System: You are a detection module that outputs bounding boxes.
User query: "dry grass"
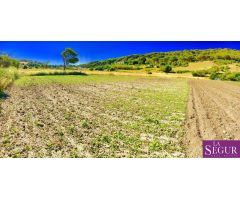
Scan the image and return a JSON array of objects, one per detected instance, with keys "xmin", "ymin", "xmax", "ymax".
[
  {"xmin": 174, "ymin": 61, "xmax": 240, "ymax": 73},
  {"xmin": 18, "ymin": 68, "xmax": 82, "ymax": 76},
  {"xmin": 228, "ymin": 63, "xmax": 240, "ymax": 72},
  {"xmin": 82, "ymin": 69, "xmax": 194, "ymax": 78}
]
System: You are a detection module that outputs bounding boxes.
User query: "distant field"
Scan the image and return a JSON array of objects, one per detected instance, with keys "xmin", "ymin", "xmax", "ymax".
[
  {"xmin": 18, "ymin": 61, "xmax": 240, "ymax": 79},
  {"xmin": 18, "ymin": 68, "xmax": 81, "ymax": 76},
  {"xmin": 1, "ymin": 75, "xmax": 188, "ymax": 158},
  {"xmin": 82, "ymin": 69, "xmax": 194, "ymax": 78},
  {"xmin": 18, "ymin": 67, "xmax": 195, "ymax": 79},
  {"xmin": 174, "ymin": 61, "xmax": 240, "ymax": 73}
]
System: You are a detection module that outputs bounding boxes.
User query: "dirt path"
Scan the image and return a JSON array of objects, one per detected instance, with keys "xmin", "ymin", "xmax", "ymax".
[{"xmin": 185, "ymin": 79, "xmax": 240, "ymax": 157}]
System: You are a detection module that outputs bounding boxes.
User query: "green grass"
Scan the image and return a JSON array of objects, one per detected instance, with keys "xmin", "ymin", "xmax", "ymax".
[
  {"xmin": 30, "ymin": 71, "xmax": 86, "ymax": 76},
  {"xmin": 88, "ymin": 77, "xmax": 189, "ymax": 157},
  {"xmin": 15, "ymin": 74, "xmax": 139, "ymax": 86}
]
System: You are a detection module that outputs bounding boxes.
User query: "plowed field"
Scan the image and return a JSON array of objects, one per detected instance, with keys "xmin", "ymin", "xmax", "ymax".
[{"xmin": 185, "ymin": 80, "xmax": 240, "ymax": 157}]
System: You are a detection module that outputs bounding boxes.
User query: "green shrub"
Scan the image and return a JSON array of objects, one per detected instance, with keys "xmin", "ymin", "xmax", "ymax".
[
  {"xmin": 94, "ymin": 65, "xmax": 116, "ymax": 71},
  {"xmin": 94, "ymin": 66, "xmax": 105, "ymax": 71},
  {"xmin": 134, "ymin": 67, "xmax": 142, "ymax": 70},
  {"xmin": 146, "ymin": 65, "xmax": 154, "ymax": 68},
  {"xmin": 224, "ymin": 72, "xmax": 240, "ymax": 81},
  {"xmin": 174, "ymin": 69, "xmax": 190, "ymax": 74},
  {"xmin": 32, "ymin": 72, "xmax": 48, "ymax": 76},
  {"xmin": 161, "ymin": 65, "xmax": 172, "ymax": 73},
  {"xmin": 107, "ymin": 67, "xmax": 115, "ymax": 71},
  {"xmin": 209, "ymin": 71, "xmax": 240, "ymax": 81},
  {"xmin": 209, "ymin": 71, "xmax": 220, "ymax": 80},
  {"xmin": 192, "ymin": 70, "xmax": 208, "ymax": 77},
  {"xmin": 114, "ymin": 65, "xmax": 142, "ymax": 70},
  {"xmin": 146, "ymin": 70, "xmax": 152, "ymax": 74}
]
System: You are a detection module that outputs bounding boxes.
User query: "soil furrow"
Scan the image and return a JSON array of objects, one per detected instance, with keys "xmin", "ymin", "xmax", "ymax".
[{"xmin": 185, "ymin": 79, "xmax": 240, "ymax": 157}]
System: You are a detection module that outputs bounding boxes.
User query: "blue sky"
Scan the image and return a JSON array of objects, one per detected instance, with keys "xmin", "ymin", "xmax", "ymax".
[{"xmin": 1, "ymin": 41, "xmax": 240, "ymax": 64}]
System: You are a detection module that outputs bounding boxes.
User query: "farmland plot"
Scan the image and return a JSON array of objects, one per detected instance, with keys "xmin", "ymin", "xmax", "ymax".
[
  {"xmin": 0, "ymin": 75, "xmax": 188, "ymax": 158},
  {"xmin": 185, "ymin": 79, "xmax": 240, "ymax": 157}
]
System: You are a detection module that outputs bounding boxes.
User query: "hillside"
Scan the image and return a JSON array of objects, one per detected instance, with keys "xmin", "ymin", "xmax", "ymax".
[{"xmin": 79, "ymin": 48, "xmax": 240, "ymax": 72}]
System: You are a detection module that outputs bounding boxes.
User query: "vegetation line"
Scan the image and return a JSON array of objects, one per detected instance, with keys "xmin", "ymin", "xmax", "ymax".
[
  {"xmin": 30, "ymin": 71, "xmax": 86, "ymax": 76},
  {"xmin": 0, "ymin": 68, "xmax": 19, "ymax": 93}
]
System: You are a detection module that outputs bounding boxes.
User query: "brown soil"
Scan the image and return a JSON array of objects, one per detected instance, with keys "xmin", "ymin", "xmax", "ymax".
[
  {"xmin": 184, "ymin": 79, "xmax": 240, "ymax": 157},
  {"xmin": 0, "ymin": 83, "xmax": 132, "ymax": 157},
  {"xmin": 0, "ymin": 78, "xmax": 186, "ymax": 158}
]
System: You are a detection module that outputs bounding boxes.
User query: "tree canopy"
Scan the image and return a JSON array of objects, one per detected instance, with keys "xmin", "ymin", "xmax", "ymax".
[{"xmin": 61, "ymin": 48, "xmax": 79, "ymax": 70}]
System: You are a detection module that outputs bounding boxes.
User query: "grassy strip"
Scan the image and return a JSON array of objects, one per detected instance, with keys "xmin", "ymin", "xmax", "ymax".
[
  {"xmin": 30, "ymin": 71, "xmax": 86, "ymax": 76},
  {"xmin": 15, "ymin": 74, "xmax": 139, "ymax": 86},
  {"xmin": 0, "ymin": 67, "xmax": 19, "ymax": 93}
]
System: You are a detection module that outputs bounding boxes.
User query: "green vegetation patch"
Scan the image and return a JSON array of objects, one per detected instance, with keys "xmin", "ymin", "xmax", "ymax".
[
  {"xmin": 0, "ymin": 67, "xmax": 19, "ymax": 92},
  {"xmin": 15, "ymin": 74, "xmax": 139, "ymax": 86},
  {"xmin": 88, "ymin": 78, "xmax": 188, "ymax": 157},
  {"xmin": 30, "ymin": 71, "xmax": 86, "ymax": 76}
]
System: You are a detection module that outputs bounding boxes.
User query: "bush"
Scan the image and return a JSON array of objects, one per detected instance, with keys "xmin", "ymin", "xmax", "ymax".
[
  {"xmin": 224, "ymin": 72, "xmax": 240, "ymax": 81},
  {"xmin": 146, "ymin": 70, "xmax": 152, "ymax": 74},
  {"xmin": 113, "ymin": 65, "xmax": 142, "ymax": 70},
  {"xmin": 94, "ymin": 66, "xmax": 105, "ymax": 71},
  {"xmin": 209, "ymin": 71, "xmax": 240, "ymax": 81},
  {"xmin": 192, "ymin": 70, "xmax": 208, "ymax": 77},
  {"xmin": 94, "ymin": 65, "xmax": 116, "ymax": 71},
  {"xmin": 134, "ymin": 66, "xmax": 142, "ymax": 70},
  {"xmin": 174, "ymin": 69, "xmax": 190, "ymax": 74},
  {"xmin": 146, "ymin": 65, "xmax": 154, "ymax": 68},
  {"xmin": 161, "ymin": 65, "xmax": 172, "ymax": 73},
  {"xmin": 209, "ymin": 71, "xmax": 220, "ymax": 80},
  {"xmin": 107, "ymin": 67, "xmax": 115, "ymax": 71}
]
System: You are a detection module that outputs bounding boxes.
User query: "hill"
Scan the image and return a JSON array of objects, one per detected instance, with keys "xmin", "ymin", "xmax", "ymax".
[{"xmin": 79, "ymin": 48, "xmax": 240, "ymax": 72}]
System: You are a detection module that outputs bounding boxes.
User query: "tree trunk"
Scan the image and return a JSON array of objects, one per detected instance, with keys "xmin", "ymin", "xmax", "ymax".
[
  {"xmin": 62, "ymin": 57, "xmax": 66, "ymax": 71},
  {"xmin": 63, "ymin": 60, "xmax": 66, "ymax": 71}
]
